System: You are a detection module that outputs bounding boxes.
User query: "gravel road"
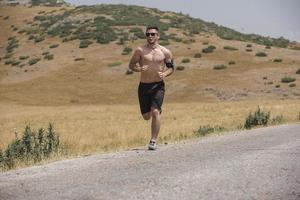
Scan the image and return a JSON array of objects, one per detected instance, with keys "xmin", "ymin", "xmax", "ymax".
[{"xmin": 0, "ymin": 124, "xmax": 299, "ymax": 200}]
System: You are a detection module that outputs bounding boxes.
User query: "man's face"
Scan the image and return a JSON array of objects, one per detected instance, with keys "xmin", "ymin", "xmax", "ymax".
[{"xmin": 146, "ymin": 29, "xmax": 159, "ymax": 44}]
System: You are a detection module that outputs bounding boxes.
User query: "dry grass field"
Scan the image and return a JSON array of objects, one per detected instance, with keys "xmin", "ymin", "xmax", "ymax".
[{"xmin": 0, "ymin": 5, "xmax": 300, "ymax": 160}]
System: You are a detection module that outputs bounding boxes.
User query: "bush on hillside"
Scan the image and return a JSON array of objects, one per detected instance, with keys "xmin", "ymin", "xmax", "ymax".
[
  {"xmin": 296, "ymin": 68, "xmax": 300, "ymax": 74},
  {"xmin": 228, "ymin": 61, "xmax": 236, "ymax": 65},
  {"xmin": 213, "ymin": 64, "xmax": 227, "ymax": 70},
  {"xmin": 273, "ymin": 58, "xmax": 282, "ymax": 62},
  {"xmin": 244, "ymin": 106, "xmax": 270, "ymax": 129},
  {"xmin": 28, "ymin": 58, "xmax": 41, "ymax": 65},
  {"xmin": 122, "ymin": 47, "xmax": 132, "ymax": 55},
  {"xmin": 181, "ymin": 58, "xmax": 190, "ymax": 63},
  {"xmin": 176, "ymin": 66, "xmax": 185, "ymax": 71},
  {"xmin": 194, "ymin": 53, "xmax": 202, "ymax": 58},
  {"xmin": 19, "ymin": 55, "xmax": 29, "ymax": 60},
  {"xmin": 202, "ymin": 45, "xmax": 216, "ymax": 53},
  {"xmin": 281, "ymin": 76, "xmax": 296, "ymax": 83},
  {"xmin": 223, "ymin": 46, "xmax": 238, "ymax": 51},
  {"xmin": 255, "ymin": 52, "xmax": 268, "ymax": 57},
  {"xmin": 79, "ymin": 40, "xmax": 93, "ymax": 48},
  {"xmin": 49, "ymin": 44, "xmax": 59, "ymax": 48}
]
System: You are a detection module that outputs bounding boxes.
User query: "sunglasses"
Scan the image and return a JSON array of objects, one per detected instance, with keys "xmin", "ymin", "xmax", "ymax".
[{"xmin": 146, "ymin": 32, "xmax": 157, "ymax": 37}]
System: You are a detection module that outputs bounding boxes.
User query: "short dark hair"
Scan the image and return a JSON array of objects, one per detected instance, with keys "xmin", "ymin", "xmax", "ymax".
[{"xmin": 146, "ymin": 26, "xmax": 159, "ymax": 32}]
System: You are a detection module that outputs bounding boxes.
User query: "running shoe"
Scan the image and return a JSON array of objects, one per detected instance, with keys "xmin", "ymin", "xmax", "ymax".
[{"xmin": 148, "ymin": 140, "xmax": 157, "ymax": 150}]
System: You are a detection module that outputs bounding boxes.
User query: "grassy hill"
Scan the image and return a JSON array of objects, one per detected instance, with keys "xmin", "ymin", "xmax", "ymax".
[{"xmin": 0, "ymin": 4, "xmax": 299, "ymax": 168}]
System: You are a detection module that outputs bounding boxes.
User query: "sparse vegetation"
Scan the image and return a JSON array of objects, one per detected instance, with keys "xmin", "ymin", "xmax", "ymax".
[
  {"xmin": 44, "ymin": 54, "xmax": 54, "ymax": 60},
  {"xmin": 49, "ymin": 44, "xmax": 59, "ymax": 48},
  {"xmin": 74, "ymin": 58, "xmax": 85, "ymax": 61},
  {"xmin": 107, "ymin": 62, "xmax": 122, "ymax": 67},
  {"xmin": 246, "ymin": 44, "xmax": 252, "ymax": 47},
  {"xmin": 281, "ymin": 76, "xmax": 296, "ymax": 83},
  {"xmin": 79, "ymin": 40, "xmax": 93, "ymax": 48},
  {"xmin": 194, "ymin": 125, "xmax": 226, "ymax": 137},
  {"xmin": 125, "ymin": 69, "xmax": 134, "ymax": 75},
  {"xmin": 228, "ymin": 61, "xmax": 236, "ymax": 65},
  {"xmin": 246, "ymin": 49, "xmax": 252, "ymax": 52},
  {"xmin": 19, "ymin": 55, "xmax": 29, "ymax": 60},
  {"xmin": 213, "ymin": 64, "xmax": 227, "ymax": 70},
  {"xmin": 0, "ymin": 124, "xmax": 60, "ymax": 171},
  {"xmin": 122, "ymin": 47, "xmax": 132, "ymax": 55},
  {"xmin": 194, "ymin": 53, "xmax": 202, "ymax": 58},
  {"xmin": 202, "ymin": 45, "xmax": 216, "ymax": 53},
  {"xmin": 271, "ymin": 115, "xmax": 284, "ymax": 125},
  {"xmin": 244, "ymin": 106, "xmax": 270, "ymax": 129},
  {"xmin": 181, "ymin": 58, "xmax": 190, "ymax": 63},
  {"xmin": 273, "ymin": 58, "xmax": 282, "ymax": 62},
  {"xmin": 28, "ymin": 58, "xmax": 41, "ymax": 65},
  {"xmin": 289, "ymin": 83, "xmax": 296, "ymax": 87},
  {"xmin": 255, "ymin": 52, "xmax": 268, "ymax": 57},
  {"xmin": 176, "ymin": 66, "xmax": 185, "ymax": 71},
  {"xmin": 224, "ymin": 46, "xmax": 238, "ymax": 51}
]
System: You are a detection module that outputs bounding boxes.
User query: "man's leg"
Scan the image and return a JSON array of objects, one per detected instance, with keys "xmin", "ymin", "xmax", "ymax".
[
  {"xmin": 150, "ymin": 107, "xmax": 161, "ymax": 141},
  {"xmin": 142, "ymin": 112, "xmax": 151, "ymax": 120}
]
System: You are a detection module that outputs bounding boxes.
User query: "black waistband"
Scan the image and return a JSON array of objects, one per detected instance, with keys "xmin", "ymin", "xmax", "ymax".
[{"xmin": 139, "ymin": 81, "xmax": 164, "ymax": 86}]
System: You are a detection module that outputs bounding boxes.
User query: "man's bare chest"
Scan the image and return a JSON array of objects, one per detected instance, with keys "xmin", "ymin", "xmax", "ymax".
[{"xmin": 141, "ymin": 50, "xmax": 165, "ymax": 63}]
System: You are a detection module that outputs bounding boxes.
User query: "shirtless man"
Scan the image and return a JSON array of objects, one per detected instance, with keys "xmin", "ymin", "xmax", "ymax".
[{"xmin": 128, "ymin": 26, "xmax": 174, "ymax": 150}]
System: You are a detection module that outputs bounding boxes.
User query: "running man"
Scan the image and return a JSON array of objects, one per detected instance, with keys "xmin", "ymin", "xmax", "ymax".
[{"xmin": 128, "ymin": 26, "xmax": 174, "ymax": 150}]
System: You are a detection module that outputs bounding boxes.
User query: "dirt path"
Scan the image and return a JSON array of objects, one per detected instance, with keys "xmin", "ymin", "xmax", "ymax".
[{"xmin": 0, "ymin": 124, "xmax": 299, "ymax": 200}]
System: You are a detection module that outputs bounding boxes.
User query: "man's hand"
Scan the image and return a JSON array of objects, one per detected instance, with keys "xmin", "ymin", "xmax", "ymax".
[
  {"xmin": 141, "ymin": 65, "xmax": 149, "ymax": 72},
  {"xmin": 158, "ymin": 71, "xmax": 166, "ymax": 79}
]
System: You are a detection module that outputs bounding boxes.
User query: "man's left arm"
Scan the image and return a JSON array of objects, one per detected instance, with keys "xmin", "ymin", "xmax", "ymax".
[{"xmin": 163, "ymin": 49, "xmax": 174, "ymax": 77}]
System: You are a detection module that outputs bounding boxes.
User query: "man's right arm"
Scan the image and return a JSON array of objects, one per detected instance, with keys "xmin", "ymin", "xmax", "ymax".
[{"xmin": 129, "ymin": 48, "xmax": 142, "ymax": 72}]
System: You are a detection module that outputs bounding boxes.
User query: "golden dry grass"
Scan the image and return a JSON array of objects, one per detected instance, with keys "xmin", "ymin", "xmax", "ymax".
[{"xmin": 1, "ymin": 100, "xmax": 299, "ymax": 155}]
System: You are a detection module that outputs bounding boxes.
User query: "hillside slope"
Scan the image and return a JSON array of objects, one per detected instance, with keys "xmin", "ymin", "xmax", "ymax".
[{"xmin": 0, "ymin": 4, "xmax": 299, "ymax": 106}]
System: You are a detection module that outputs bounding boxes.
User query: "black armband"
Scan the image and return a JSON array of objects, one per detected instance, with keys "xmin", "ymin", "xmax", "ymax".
[{"xmin": 166, "ymin": 60, "xmax": 174, "ymax": 69}]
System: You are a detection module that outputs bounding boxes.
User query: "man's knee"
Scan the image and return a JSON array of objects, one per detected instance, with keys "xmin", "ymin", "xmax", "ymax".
[
  {"xmin": 142, "ymin": 112, "xmax": 151, "ymax": 120},
  {"xmin": 151, "ymin": 108, "xmax": 160, "ymax": 118}
]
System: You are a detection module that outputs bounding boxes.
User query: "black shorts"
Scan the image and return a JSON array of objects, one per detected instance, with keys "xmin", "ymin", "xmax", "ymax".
[{"xmin": 138, "ymin": 81, "xmax": 165, "ymax": 114}]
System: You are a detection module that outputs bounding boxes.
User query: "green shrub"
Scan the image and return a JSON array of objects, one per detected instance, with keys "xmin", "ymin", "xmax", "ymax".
[
  {"xmin": 202, "ymin": 42, "xmax": 209, "ymax": 45},
  {"xmin": 228, "ymin": 61, "xmax": 235, "ymax": 65},
  {"xmin": 159, "ymin": 40, "xmax": 170, "ymax": 46},
  {"xmin": 28, "ymin": 58, "xmax": 41, "ymax": 65},
  {"xmin": 244, "ymin": 106, "xmax": 270, "ymax": 129},
  {"xmin": 11, "ymin": 61, "xmax": 20, "ymax": 66},
  {"xmin": 34, "ymin": 35, "xmax": 45, "ymax": 43},
  {"xmin": 273, "ymin": 58, "xmax": 282, "ymax": 62},
  {"xmin": 44, "ymin": 54, "xmax": 54, "ymax": 60},
  {"xmin": 125, "ymin": 69, "xmax": 134, "ymax": 75},
  {"xmin": 194, "ymin": 53, "xmax": 202, "ymax": 58},
  {"xmin": 107, "ymin": 62, "xmax": 122, "ymax": 67},
  {"xmin": 281, "ymin": 76, "xmax": 296, "ymax": 83},
  {"xmin": 176, "ymin": 66, "xmax": 185, "ymax": 71},
  {"xmin": 289, "ymin": 83, "xmax": 296, "ymax": 87},
  {"xmin": 5, "ymin": 59, "xmax": 14, "ymax": 65},
  {"xmin": 122, "ymin": 47, "xmax": 132, "ymax": 55},
  {"xmin": 213, "ymin": 64, "xmax": 227, "ymax": 70},
  {"xmin": 275, "ymin": 84, "xmax": 280, "ymax": 88},
  {"xmin": 79, "ymin": 40, "xmax": 93, "ymax": 48},
  {"xmin": 296, "ymin": 68, "xmax": 300, "ymax": 74},
  {"xmin": 19, "ymin": 55, "xmax": 29, "ymax": 60},
  {"xmin": 74, "ymin": 58, "xmax": 85, "ymax": 61},
  {"xmin": 246, "ymin": 44, "xmax": 252, "ymax": 47},
  {"xmin": 255, "ymin": 52, "xmax": 268, "ymax": 57},
  {"xmin": 0, "ymin": 123, "xmax": 60, "ymax": 170},
  {"xmin": 202, "ymin": 45, "xmax": 216, "ymax": 53},
  {"xmin": 195, "ymin": 125, "xmax": 226, "ymax": 137},
  {"xmin": 42, "ymin": 51, "xmax": 50, "ymax": 55},
  {"xmin": 49, "ymin": 44, "xmax": 59, "ymax": 48},
  {"xmin": 181, "ymin": 58, "xmax": 190, "ymax": 63},
  {"xmin": 224, "ymin": 46, "xmax": 238, "ymax": 51},
  {"xmin": 271, "ymin": 115, "xmax": 284, "ymax": 125}
]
